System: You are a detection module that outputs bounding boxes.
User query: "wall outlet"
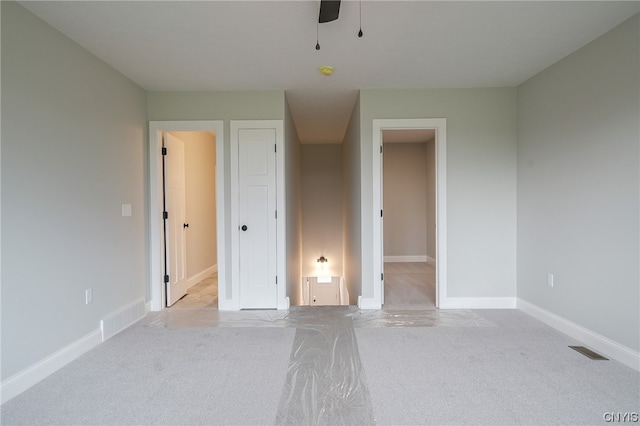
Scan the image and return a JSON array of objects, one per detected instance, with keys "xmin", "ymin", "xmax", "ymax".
[
  {"xmin": 547, "ymin": 273, "xmax": 554, "ymax": 288},
  {"xmin": 85, "ymin": 288, "xmax": 93, "ymax": 305}
]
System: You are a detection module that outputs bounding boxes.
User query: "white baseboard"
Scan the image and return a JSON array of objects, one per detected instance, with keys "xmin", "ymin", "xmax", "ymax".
[
  {"xmin": 1, "ymin": 329, "xmax": 102, "ymax": 404},
  {"xmin": 100, "ymin": 298, "xmax": 146, "ymax": 342},
  {"xmin": 439, "ymin": 297, "xmax": 517, "ymax": 309},
  {"xmin": 278, "ymin": 297, "xmax": 291, "ymax": 310},
  {"xmin": 517, "ymin": 298, "xmax": 639, "ymax": 371},
  {"xmin": 384, "ymin": 255, "xmax": 427, "ymax": 263},
  {"xmin": 186, "ymin": 264, "xmax": 218, "ymax": 289},
  {"xmin": 358, "ymin": 296, "xmax": 382, "ymax": 310},
  {"xmin": 1, "ymin": 298, "xmax": 150, "ymax": 404},
  {"xmin": 218, "ymin": 297, "xmax": 240, "ymax": 311}
]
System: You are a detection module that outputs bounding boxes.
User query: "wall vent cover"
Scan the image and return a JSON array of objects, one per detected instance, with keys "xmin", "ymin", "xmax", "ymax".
[{"xmin": 569, "ymin": 346, "xmax": 609, "ymax": 360}]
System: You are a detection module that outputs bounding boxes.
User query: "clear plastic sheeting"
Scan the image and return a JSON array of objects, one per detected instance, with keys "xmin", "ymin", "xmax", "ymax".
[
  {"xmin": 275, "ymin": 308, "xmax": 375, "ymax": 426},
  {"xmin": 143, "ymin": 306, "xmax": 494, "ymax": 425},
  {"xmin": 144, "ymin": 306, "xmax": 493, "ymax": 329},
  {"xmin": 350, "ymin": 308, "xmax": 494, "ymax": 328},
  {"xmin": 145, "ymin": 308, "xmax": 293, "ymax": 328}
]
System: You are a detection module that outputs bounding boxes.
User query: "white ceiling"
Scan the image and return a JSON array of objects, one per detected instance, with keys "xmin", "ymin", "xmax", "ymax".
[{"xmin": 20, "ymin": 1, "xmax": 640, "ymax": 144}]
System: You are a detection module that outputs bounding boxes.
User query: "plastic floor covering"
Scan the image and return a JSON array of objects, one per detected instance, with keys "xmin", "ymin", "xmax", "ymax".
[{"xmin": 144, "ymin": 306, "xmax": 493, "ymax": 425}]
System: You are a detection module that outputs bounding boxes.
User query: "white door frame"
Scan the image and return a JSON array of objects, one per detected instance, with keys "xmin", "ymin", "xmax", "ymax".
[
  {"xmin": 230, "ymin": 120, "xmax": 288, "ymax": 310},
  {"xmin": 372, "ymin": 118, "xmax": 447, "ymax": 308},
  {"xmin": 148, "ymin": 121, "xmax": 225, "ymax": 311}
]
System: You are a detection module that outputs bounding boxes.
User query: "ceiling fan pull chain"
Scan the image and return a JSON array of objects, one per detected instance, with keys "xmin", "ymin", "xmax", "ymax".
[
  {"xmin": 316, "ymin": 0, "xmax": 321, "ymax": 50},
  {"xmin": 358, "ymin": 0, "xmax": 363, "ymax": 38}
]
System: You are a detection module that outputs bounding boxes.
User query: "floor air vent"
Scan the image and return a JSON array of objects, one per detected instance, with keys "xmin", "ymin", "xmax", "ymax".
[{"xmin": 569, "ymin": 346, "xmax": 609, "ymax": 360}]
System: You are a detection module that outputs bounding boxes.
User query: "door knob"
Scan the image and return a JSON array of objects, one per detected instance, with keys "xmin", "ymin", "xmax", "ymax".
[
  {"xmin": 241, "ymin": 225, "xmax": 248, "ymax": 231},
  {"xmin": 183, "ymin": 223, "xmax": 189, "ymax": 228}
]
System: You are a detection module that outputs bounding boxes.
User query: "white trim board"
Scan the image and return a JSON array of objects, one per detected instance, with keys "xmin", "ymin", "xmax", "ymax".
[
  {"xmin": 518, "ymin": 298, "xmax": 640, "ymax": 371},
  {"xmin": 438, "ymin": 297, "xmax": 517, "ymax": 309},
  {"xmin": 1, "ymin": 329, "xmax": 102, "ymax": 404}
]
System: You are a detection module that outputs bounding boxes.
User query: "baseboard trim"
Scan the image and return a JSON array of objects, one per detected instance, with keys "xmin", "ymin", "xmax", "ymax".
[
  {"xmin": 278, "ymin": 297, "xmax": 291, "ymax": 310},
  {"xmin": 358, "ymin": 296, "xmax": 382, "ymax": 310},
  {"xmin": 517, "ymin": 298, "xmax": 639, "ymax": 371},
  {"xmin": 1, "ymin": 329, "xmax": 102, "ymax": 404},
  {"xmin": 186, "ymin": 264, "xmax": 218, "ymax": 290},
  {"xmin": 384, "ymin": 255, "xmax": 427, "ymax": 263},
  {"xmin": 439, "ymin": 297, "xmax": 517, "ymax": 309}
]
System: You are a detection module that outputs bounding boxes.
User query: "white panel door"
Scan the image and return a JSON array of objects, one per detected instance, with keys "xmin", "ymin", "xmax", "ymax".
[
  {"xmin": 238, "ymin": 128, "xmax": 277, "ymax": 308},
  {"xmin": 165, "ymin": 133, "xmax": 188, "ymax": 306}
]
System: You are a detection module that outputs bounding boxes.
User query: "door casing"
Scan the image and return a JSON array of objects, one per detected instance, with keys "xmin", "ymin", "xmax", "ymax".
[{"xmin": 368, "ymin": 118, "xmax": 448, "ymax": 309}]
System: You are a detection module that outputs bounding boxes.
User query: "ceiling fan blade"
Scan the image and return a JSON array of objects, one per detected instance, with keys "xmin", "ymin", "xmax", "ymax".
[{"xmin": 319, "ymin": 0, "xmax": 341, "ymax": 23}]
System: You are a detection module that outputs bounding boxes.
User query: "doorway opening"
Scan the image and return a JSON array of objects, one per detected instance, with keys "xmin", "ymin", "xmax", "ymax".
[
  {"xmin": 372, "ymin": 119, "xmax": 447, "ymax": 309},
  {"xmin": 149, "ymin": 121, "xmax": 225, "ymax": 311},
  {"xmin": 164, "ymin": 131, "xmax": 218, "ymax": 308},
  {"xmin": 382, "ymin": 131, "xmax": 436, "ymax": 309}
]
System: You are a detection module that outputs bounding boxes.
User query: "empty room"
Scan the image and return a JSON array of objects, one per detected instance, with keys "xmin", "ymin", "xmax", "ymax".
[{"xmin": 2, "ymin": 1, "xmax": 639, "ymax": 424}]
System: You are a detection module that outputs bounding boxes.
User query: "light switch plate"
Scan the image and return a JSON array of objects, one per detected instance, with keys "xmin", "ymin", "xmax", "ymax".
[{"xmin": 121, "ymin": 204, "xmax": 132, "ymax": 217}]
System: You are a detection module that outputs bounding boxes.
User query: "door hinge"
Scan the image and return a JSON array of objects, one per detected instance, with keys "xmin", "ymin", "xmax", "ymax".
[
  {"xmin": 164, "ymin": 274, "xmax": 170, "ymax": 283},
  {"xmin": 381, "ymin": 273, "xmax": 384, "ymax": 281},
  {"xmin": 380, "ymin": 145, "xmax": 383, "ymax": 154},
  {"xmin": 276, "ymin": 276, "xmax": 278, "ymax": 285},
  {"xmin": 163, "ymin": 211, "xmax": 168, "ymax": 219},
  {"xmin": 381, "ymin": 209, "xmax": 383, "ymax": 217},
  {"xmin": 275, "ymin": 144, "xmax": 277, "ymax": 153},
  {"xmin": 162, "ymin": 147, "xmax": 167, "ymax": 155},
  {"xmin": 275, "ymin": 210, "xmax": 277, "ymax": 219}
]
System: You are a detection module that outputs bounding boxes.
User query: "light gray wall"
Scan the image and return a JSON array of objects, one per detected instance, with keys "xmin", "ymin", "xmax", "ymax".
[
  {"xmin": 284, "ymin": 97, "xmax": 302, "ymax": 306},
  {"xmin": 360, "ymin": 88, "xmax": 518, "ymax": 299},
  {"xmin": 147, "ymin": 91, "xmax": 285, "ymax": 303},
  {"xmin": 342, "ymin": 95, "xmax": 362, "ymax": 305},
  {"xmin": 169, "ymin": 131, "xmax": 217, "ymax": 280},
  {"xmin": 1, "ymin": 2, "xmax": 147, "ymax": 379},
  {"xmin": 383, "ymin": 143, "xmax": 428, "ymax": 257},
  {"xmin": 426, "ymin": 139, "xmax": 437, "ymax": 259},
  {"xmin": 301, "ymin": 144, "xmax": 344, "ymax": 278},
  {"xmin": 517, "ymin": 14, "xmax": 639, "ymax": 351}
]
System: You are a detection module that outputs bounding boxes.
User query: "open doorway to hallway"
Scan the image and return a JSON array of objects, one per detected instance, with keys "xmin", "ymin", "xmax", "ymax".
[
  {"xmin": 382, "ymin": 130, "xmax": 436, "ymax": 310},
  {"xmin": 164, "ymin": 131, "xmax": 218, "ymax": 309},
  {"xmin": 149, "ymin": 121, "xmax": 225, "ymax": 312},
  {"xmin": 371, "ymin": 118, "xmax": 447, "ymax": 310}
]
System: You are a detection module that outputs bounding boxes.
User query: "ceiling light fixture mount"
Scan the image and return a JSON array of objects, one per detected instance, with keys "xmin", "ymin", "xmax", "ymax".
[{"xmin": 319, "ymin": 66, "xmax": 334, "ymax": 76}]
